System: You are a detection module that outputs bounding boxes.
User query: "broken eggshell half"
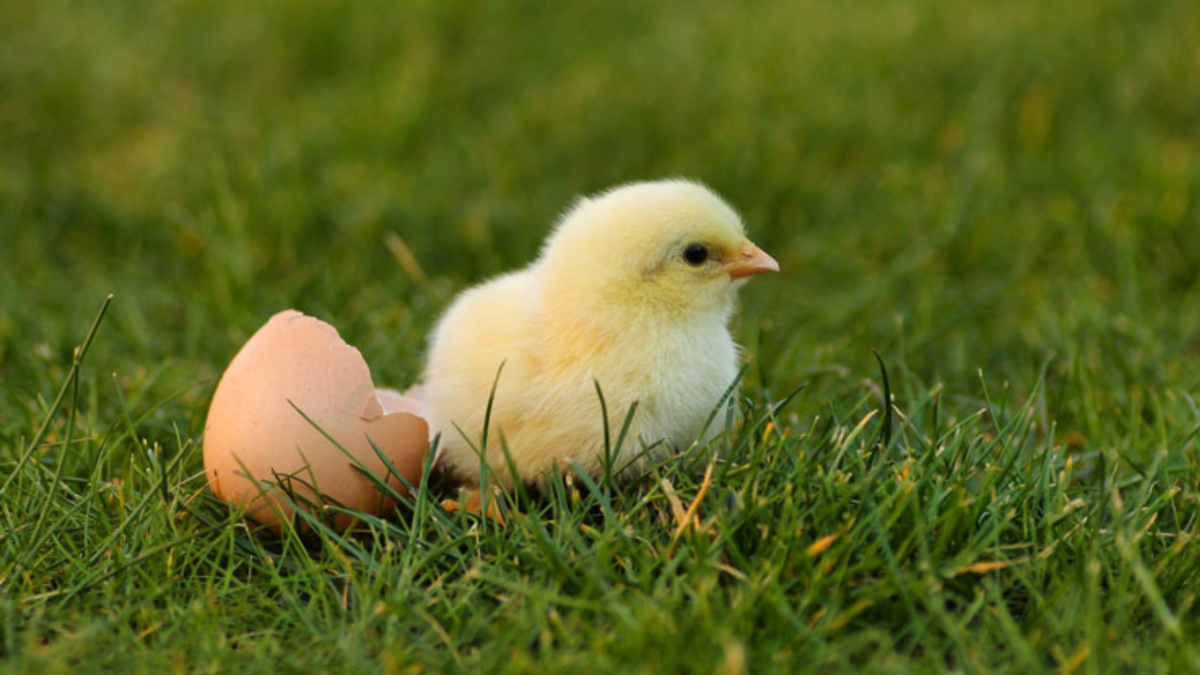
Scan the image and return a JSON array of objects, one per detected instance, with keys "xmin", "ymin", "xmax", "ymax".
[{"xmin": 203, "ymin": 310, "xmax": 433, "ymax": 531}]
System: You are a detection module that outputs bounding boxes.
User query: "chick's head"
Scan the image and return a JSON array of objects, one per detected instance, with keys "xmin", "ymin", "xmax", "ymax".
[{"xmin": 539, "ymin": 180, "xmax": 778, "ymax": 323}]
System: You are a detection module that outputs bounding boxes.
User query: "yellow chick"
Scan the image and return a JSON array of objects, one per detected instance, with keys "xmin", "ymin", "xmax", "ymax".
[{"xmin": 423, "ymin": 179, "xmax": 778, "ymax": 487}]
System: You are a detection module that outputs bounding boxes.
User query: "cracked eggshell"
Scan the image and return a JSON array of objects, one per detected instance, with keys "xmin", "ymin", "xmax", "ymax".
[{"xmin": 204, "ymin": 310, "xmax": 431, "ymax": 531}]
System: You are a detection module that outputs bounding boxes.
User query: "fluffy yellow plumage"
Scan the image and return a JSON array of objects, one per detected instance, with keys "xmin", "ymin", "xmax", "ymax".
[{"xmin": 423, "ymin": 179, "xmax": 778, "ymax": 487}]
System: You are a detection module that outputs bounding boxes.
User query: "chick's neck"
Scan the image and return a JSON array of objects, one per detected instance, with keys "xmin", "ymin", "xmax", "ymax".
[{"xmin": 537, "ymin": 266, "xmax": 734, "ymax": 357}]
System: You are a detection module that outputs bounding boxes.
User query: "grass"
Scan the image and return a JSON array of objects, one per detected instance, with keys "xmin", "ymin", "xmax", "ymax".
[{"xmin": 3, "ymin": 0, "xmax": 1200, "ymax": 671}]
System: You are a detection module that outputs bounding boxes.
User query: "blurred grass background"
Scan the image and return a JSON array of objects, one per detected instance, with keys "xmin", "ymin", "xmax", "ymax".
[
  {"xmin": 4, "ymin": 0, "xmax": 1197, "ymax": 396},
  {"xmin": 2, "ymin": 0, "xmax": 1200, "ymax": 671}
]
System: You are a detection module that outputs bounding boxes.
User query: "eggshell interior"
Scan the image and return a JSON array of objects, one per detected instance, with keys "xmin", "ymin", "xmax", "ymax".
[{"xmin": 204, "ymin": 310, "xmax": 431, "ymax": 531}]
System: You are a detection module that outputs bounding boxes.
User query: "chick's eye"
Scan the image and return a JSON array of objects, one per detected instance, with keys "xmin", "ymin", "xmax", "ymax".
[{"xmin": 683, "ymin": 243, "xmax": 709, "ymax": 266}]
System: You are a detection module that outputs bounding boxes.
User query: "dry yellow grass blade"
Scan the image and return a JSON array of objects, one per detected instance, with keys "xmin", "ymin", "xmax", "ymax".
[{"xmin": 806, "ymin": 534, "xmax": 839, "ymax": 558}]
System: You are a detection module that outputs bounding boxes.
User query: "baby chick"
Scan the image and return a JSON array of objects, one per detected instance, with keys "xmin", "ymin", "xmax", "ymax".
[{"xmin": 423, "ymin": 179, "xmax": 778, "ymax": 487}]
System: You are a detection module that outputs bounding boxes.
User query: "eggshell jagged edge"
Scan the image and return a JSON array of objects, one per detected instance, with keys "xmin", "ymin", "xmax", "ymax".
[{"xmin": 203, "ymin": 310, "xmax": 436, "ymax": 531}]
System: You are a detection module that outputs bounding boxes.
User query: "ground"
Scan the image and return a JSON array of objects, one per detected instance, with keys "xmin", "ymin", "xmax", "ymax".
[{"xmin": 2, "ymin": 0, "xmax": 1200, "ymax": 672}]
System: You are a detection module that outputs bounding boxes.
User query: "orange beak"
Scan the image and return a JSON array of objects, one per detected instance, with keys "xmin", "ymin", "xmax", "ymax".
[{"xmin": 728, "ymin": 239, "xmax": 780, "ymax": 279}]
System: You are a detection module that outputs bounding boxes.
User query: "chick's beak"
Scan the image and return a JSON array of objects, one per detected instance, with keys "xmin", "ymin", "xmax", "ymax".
[{"xmin": 728, "ymin": 239, "xmax": 780, "ymax": 279}]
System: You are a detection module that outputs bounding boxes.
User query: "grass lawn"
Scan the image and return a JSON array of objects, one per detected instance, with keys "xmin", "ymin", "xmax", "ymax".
[{"xmin": 3, "ymin": 0, "xmax": 1200, "ymax": 672}]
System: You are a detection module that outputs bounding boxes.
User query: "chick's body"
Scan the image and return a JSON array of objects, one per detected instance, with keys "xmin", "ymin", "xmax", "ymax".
[{"xmin": 423, "ymin": 180, "xmax": 777, "ymax": 486}]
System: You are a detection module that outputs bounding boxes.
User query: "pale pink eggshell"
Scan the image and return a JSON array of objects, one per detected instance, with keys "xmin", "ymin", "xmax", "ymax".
[{"xmin": 203, "ymin": 310, "xmax": 430, "ymax": 531}]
